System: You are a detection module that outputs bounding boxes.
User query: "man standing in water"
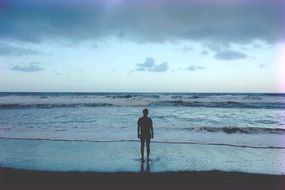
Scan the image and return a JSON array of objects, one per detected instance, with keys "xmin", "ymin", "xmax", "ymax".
[{"xmin": 137, "ymin": 108, "xmax": 154, "ymax": 161}]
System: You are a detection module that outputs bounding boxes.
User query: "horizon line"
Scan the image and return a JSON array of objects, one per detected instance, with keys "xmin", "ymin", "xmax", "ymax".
[{"xmin": 0, "ymin": 91, "xmax": 284, "ymax": 94}]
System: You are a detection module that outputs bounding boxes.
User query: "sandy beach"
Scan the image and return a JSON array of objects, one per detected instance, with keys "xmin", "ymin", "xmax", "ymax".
[{"xmin": 1, "ymin": 167, "xmax": 285, "ymax": 190}]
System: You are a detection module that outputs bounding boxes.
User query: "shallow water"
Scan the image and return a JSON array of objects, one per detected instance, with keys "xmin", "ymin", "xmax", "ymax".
[{"xmin": 0, "ymin": 139, "xmax": 284, "ymax": 174}]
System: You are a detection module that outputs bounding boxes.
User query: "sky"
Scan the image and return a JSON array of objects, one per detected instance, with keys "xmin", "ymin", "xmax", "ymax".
[{"xmin": 0, "ymin": 0, "xmax": 284, "ymax": 92}]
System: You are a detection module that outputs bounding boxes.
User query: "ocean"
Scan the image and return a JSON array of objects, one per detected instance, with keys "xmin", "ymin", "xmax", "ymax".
[{"xmin": 1, "ymin": 92, "xmax": 285, "ymax": 174}]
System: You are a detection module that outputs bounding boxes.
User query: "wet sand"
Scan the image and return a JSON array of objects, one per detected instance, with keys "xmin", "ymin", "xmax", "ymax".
[
  {"xmin": 0, "ymin": 167, "xmax": 284, "ymax": 190},
  {"xmin": 1, "ymin": 139, "xmax": 284, "ymax": 174}
]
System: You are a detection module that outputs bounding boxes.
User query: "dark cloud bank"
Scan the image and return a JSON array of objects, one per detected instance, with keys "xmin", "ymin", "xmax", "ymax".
[{"xmin": 0, "ymin": 0, "xmax": 284, "ymax": 45}]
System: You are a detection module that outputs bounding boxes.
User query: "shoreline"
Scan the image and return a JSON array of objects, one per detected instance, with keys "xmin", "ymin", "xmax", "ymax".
[
  {"xmin": 1, "ymin": 167, "xmax": 284, "ymax": 190},
  {"xmin": 1, "ymin": 137, "xmax": 284, "ymax": 149}
]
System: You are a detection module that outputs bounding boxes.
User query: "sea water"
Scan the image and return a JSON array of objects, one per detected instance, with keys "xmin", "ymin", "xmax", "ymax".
[{"xmin": 0, "ymin": 92, "xmax": 285, "ymax": 173}]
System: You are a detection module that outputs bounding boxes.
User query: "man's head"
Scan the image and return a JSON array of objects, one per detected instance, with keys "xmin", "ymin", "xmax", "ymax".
[{"xmin": 143, "ymin": 108, "xmax": 148, "ymax": 117}]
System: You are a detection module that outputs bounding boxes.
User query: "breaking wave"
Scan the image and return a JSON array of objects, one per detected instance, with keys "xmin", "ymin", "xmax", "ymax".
[
  {"xmin": 1, "ymin": 101, "xmax": 285, "ymax": 109},
  {"xmin": 183, "ymin": 126, "xmax": 285, "ymax": 135},
  {"xmin": 0, "ymin": 92, "xmax": 285, "ymax": 109}
]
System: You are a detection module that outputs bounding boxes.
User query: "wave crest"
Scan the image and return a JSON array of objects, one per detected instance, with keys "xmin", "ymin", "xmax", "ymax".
[{"xmin": 184, "ymin": 126, "xmax": 285, "ymax": 135}]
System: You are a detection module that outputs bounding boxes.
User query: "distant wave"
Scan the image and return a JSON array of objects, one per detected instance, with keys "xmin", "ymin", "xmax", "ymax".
[
  {"xmin": 1, "ymin": 100, "xmax": 285, "ymax": 109},
  {"xmin": 150, "ymin": 100, "xmax": 285, "ymax": 109},
  {"xmin": 0, "ymin": 137, "xmax": 284, "ymax": 149},
  {"xmin": 0, "ymin": 103, "xmax": 114, "ymax": 109},
  {"xmin": 105, "ymin": 94, "xmax": 160, "ymax": 99},
  {"xmin": 1, "ymin": 92, "xmax": 285, "ymax": 96},
  {"xmin": 1, "ymin": 92, "xmax": 285, "ymax": 109},
  {"xmin": 184, "ymin": 126, "xmax": 285, "ymax": 135}
]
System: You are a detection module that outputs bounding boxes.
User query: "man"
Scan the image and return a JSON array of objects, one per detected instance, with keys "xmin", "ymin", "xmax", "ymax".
[{"xmin": 137, "ymin": 108, "xmax": 154, "ymax": 162}]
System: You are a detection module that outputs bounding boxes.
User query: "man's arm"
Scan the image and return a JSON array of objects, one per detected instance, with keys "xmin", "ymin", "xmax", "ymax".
[
  {"xmin": 137, "ymin": 119, "xmax": 140, "ymax": 139},
  {"xmin": 150, "ymin": 119, "xmax": 154, "ymax": 138}
]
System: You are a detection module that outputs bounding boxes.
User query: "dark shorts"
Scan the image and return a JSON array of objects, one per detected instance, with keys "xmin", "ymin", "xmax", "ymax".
[{"xmin": 140, "ymin": 136, "xmax": 151, "ymax": 141}]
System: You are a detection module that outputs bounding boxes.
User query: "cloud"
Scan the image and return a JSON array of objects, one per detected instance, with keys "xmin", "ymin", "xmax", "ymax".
[
  {"xmin": 151, "ymin": 62, "xmax": 169, "ymax": 72},
  {"xmin": 214, "ymin": 50, "xmax": 248, "ymax": 60},
  {"xmin": 203, "ymin": 42, "xmax": 231, "ymax": 52},
  {"xmin": 259, "ymin": 63, "xmax": 268, "ymax": 68},
  {"xmin": 0, "ymin": 42, "xmax": 41, "ymax": 56},
  {"xmin": 203, "ymin": 41, "xmax": 249, "ymax": 60},
  {"xmin": 136, "ymin": 57, "xmax": 155, "ymax": 71},
  {"xmin": 136, "ymin": 57, "xmax": 169, "ymax": 72},
  {"xmin": 0, "ymin": 0, "xmax": 284, "ymax": 44},
  {"xmin": 200, "ymin": 50, "xmax": 209, "ymax": 56},
  {"xmin": 253, "ymin": 43, "xmax": 262, "ymax": 49},
  {"xmin": 91, "ymin": 44, "xmax": 98, "ymax": 49},
  {"xmin": 177, "ymin": 46, "xmax": 193, "ymax": 52},
  {"xmin": 186, "ymin": 65, "xmax": 206, "ymax": 71},
  {"xmin": 11, "ymin": 62, "xmax": 44, "ymax": 72}
]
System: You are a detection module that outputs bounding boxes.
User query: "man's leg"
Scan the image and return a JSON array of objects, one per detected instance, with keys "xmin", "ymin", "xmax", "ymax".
[
  {"xmin": 146, "ymin": 138, "xmax": 150, "ymax": 160},
  {"xmin": 140, "ymin": 139, "xmax": 145, "ymax": 161}
]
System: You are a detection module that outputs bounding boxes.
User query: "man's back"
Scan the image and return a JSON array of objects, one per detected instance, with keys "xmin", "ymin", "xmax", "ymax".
[{"xmin": 138, "ymin": 116, "xmax": 152, "ymax": 138}]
